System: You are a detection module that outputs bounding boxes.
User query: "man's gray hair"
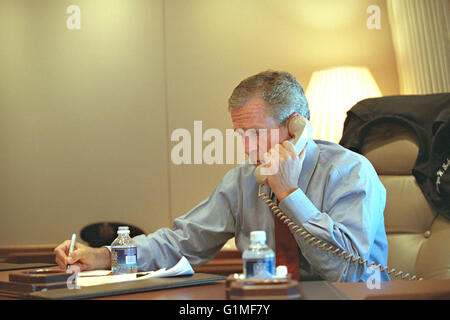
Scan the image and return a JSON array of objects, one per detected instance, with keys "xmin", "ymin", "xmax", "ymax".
[{"xmin": 228, "ymin": 70, "xmax": 310, "ymax": 123}]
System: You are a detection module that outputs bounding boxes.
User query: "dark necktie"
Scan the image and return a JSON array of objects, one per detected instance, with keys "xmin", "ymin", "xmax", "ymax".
[{"xmin": 274, "ymin": 200, "xmax": 300, "ymax": 280}]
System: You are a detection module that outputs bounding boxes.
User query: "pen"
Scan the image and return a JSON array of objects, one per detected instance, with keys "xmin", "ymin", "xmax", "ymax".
[{"xmin": 66, "ymin": 233, "xmax": 77, "ymax": 272}]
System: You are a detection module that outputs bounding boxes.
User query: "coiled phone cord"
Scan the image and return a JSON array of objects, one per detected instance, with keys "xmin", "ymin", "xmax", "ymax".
[{"xmin": 258, "ymin": 184, "xmax": 423, "ymax": 281}]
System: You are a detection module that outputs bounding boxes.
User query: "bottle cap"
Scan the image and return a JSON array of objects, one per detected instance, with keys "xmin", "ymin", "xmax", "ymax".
[
  {"xmin": 276, "ymin": 265, "xmax": 288, "ymax": 278},
  {"xmin": 250, "ymin": 231, "xmax": 266, "ymax": 243},
  {"xmin": 118, "ymin": 226, "xmax": 130, "ymax": 233}
]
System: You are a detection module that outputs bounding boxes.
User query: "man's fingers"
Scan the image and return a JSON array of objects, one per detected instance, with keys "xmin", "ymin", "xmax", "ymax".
[
  {"xmin": 282, "ymin": 140, "xmax": 297, "ymax": 158},
  {"xmin": 283, "ymin": 140, "xmax": 307, "ymax": 159},
  {"xmin": 54, "ymin": 240, "xmax": 70, "ymax": 255},
  {"xmin": 263, "ymin": 151, "xmax": 271, "ymax": 164},
  {"xmin": 54, "ymin": 240, "xmax": 71, "ymax": 264},
  {"xmin": 55, "ymin": 255, "xmax": 66, "ymax": 270},
  {"xmin": 67, "ymin": 262, "xmax": 84, "ymax": 272},
  {"xmin": 273, "ymin": 144, "xmax": 289, "ymax": 160},
  {"xmin": 54, "ymin": 241, "xmax": 95, "ymax": 271},
  {"xmin": 299, "ymin": 143, "xmax": 308, "ymax": 160},
  {"xmin": 67, "ymin": 247, "xmax": 85, "ymax": 264}
]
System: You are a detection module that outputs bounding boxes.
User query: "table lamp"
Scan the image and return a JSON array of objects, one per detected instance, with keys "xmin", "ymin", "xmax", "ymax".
[{"xmin": 305, "ymin": 66, "xmax": 382, "ymax": 143}]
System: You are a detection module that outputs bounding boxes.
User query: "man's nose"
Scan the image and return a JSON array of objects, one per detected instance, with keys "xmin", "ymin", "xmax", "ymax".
[{"xmin": 244, "ymin": 136, "xmax": 259, "ymax": 154}]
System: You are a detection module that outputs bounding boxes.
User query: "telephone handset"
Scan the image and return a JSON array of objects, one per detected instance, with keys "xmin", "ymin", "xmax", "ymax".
[
  {"xmin": 254, "ymin": 116, "xmax": 422, "ymax": 280},
  {"xmin": 254, "ymin": 116, "xmax": 312, "ymax": 185}
]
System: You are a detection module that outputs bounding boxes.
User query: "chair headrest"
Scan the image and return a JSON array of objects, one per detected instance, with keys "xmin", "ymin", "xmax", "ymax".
[{"xmin": 361, "ymin": 122, "xmax": 419, "ymax": 175}]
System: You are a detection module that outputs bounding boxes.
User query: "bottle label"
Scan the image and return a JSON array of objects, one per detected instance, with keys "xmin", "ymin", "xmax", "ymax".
[
  {"xmin": 111, "ymin": 247, "xmax": 138, "ymax": 268},
  {"xmin": 244, "ymin": 257, "xmax": 275, "ymax": 278}
]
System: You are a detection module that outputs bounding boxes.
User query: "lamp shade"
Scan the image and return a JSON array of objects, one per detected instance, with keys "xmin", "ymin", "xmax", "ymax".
[{"xmin": 305, "ymin": 66, "xmax": 382, "ymax": 143}]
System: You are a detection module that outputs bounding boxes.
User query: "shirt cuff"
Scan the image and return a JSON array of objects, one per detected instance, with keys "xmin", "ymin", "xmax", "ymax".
[{"xmin": 278, "ymin": 188, "xmax": 319, "ymax": 225}]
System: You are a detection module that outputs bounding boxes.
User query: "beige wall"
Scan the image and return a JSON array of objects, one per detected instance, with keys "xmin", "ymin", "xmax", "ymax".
[{"xmin": 0, "ymin": 0, "xmax": 399, "ymax": 245}]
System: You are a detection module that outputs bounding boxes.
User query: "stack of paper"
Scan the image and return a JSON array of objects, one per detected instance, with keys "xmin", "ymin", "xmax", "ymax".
[{"xmin": 76, "ymin": 256, "xmax": 194, "ymax": 287}]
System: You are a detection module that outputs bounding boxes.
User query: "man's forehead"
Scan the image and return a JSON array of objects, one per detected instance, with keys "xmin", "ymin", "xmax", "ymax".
[{"xmin": 230, "ymin": 103, "xmax": 268, "ymax": 129}]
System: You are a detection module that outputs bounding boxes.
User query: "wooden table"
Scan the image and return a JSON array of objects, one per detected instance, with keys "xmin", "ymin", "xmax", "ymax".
[{"xmin": 0, "ymin": 265, "xmax": 449, "ymax": 300}]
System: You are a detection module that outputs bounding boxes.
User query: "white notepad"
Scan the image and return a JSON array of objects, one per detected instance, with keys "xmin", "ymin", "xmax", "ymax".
[{"xmin": 76, "ymin": 256, "xmax": 194, "ymax": 287}]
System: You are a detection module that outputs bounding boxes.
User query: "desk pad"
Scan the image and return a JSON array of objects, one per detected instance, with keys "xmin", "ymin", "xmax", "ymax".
[{"xmin": 28, "ymin": 273, "xmax": 226, "ymax": 300}]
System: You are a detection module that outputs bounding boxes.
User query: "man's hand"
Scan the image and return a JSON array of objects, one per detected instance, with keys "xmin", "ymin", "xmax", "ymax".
[
  {"xmin": 54, "ymin": 240, "xmax": 111, "ymax": 271},
  {"xmin": 265, "ymin": 141, "xmax": 307, "ymax": 201}
]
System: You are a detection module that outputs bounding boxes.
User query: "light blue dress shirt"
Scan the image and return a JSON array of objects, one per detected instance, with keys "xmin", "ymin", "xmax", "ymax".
[{"xmin": 132, "ymin": 138, "xmax": 390, "ymax": 282}]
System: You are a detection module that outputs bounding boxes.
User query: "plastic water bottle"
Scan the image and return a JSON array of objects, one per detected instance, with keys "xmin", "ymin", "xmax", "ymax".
[
  {"xmin": 111, "ymin": 226, "xmax": 138, "ymax": 274},
  {"xmin": 242, "ymin": 231, "xmax": 275, "ymax": 279}
]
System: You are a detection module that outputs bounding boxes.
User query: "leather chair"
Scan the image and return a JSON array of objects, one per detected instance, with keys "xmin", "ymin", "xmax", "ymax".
[
  {"xmin": 359, "ymin": 121, "xmax": 450, "ymax": 280},
  {"xmin": 80, "ymin": 222, "xmax": 145, "ymax": 248}
]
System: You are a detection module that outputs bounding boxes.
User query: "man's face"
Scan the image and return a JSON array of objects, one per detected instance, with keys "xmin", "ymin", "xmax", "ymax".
[{"xmin": 230, "ymin": 95, "xmax": 290, "ymax": 165}]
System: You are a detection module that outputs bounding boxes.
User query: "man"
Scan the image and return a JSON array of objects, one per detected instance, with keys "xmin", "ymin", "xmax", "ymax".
[{"xmin": 55, "ymin": 70, "xmax": 389, "ymax": 282}]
